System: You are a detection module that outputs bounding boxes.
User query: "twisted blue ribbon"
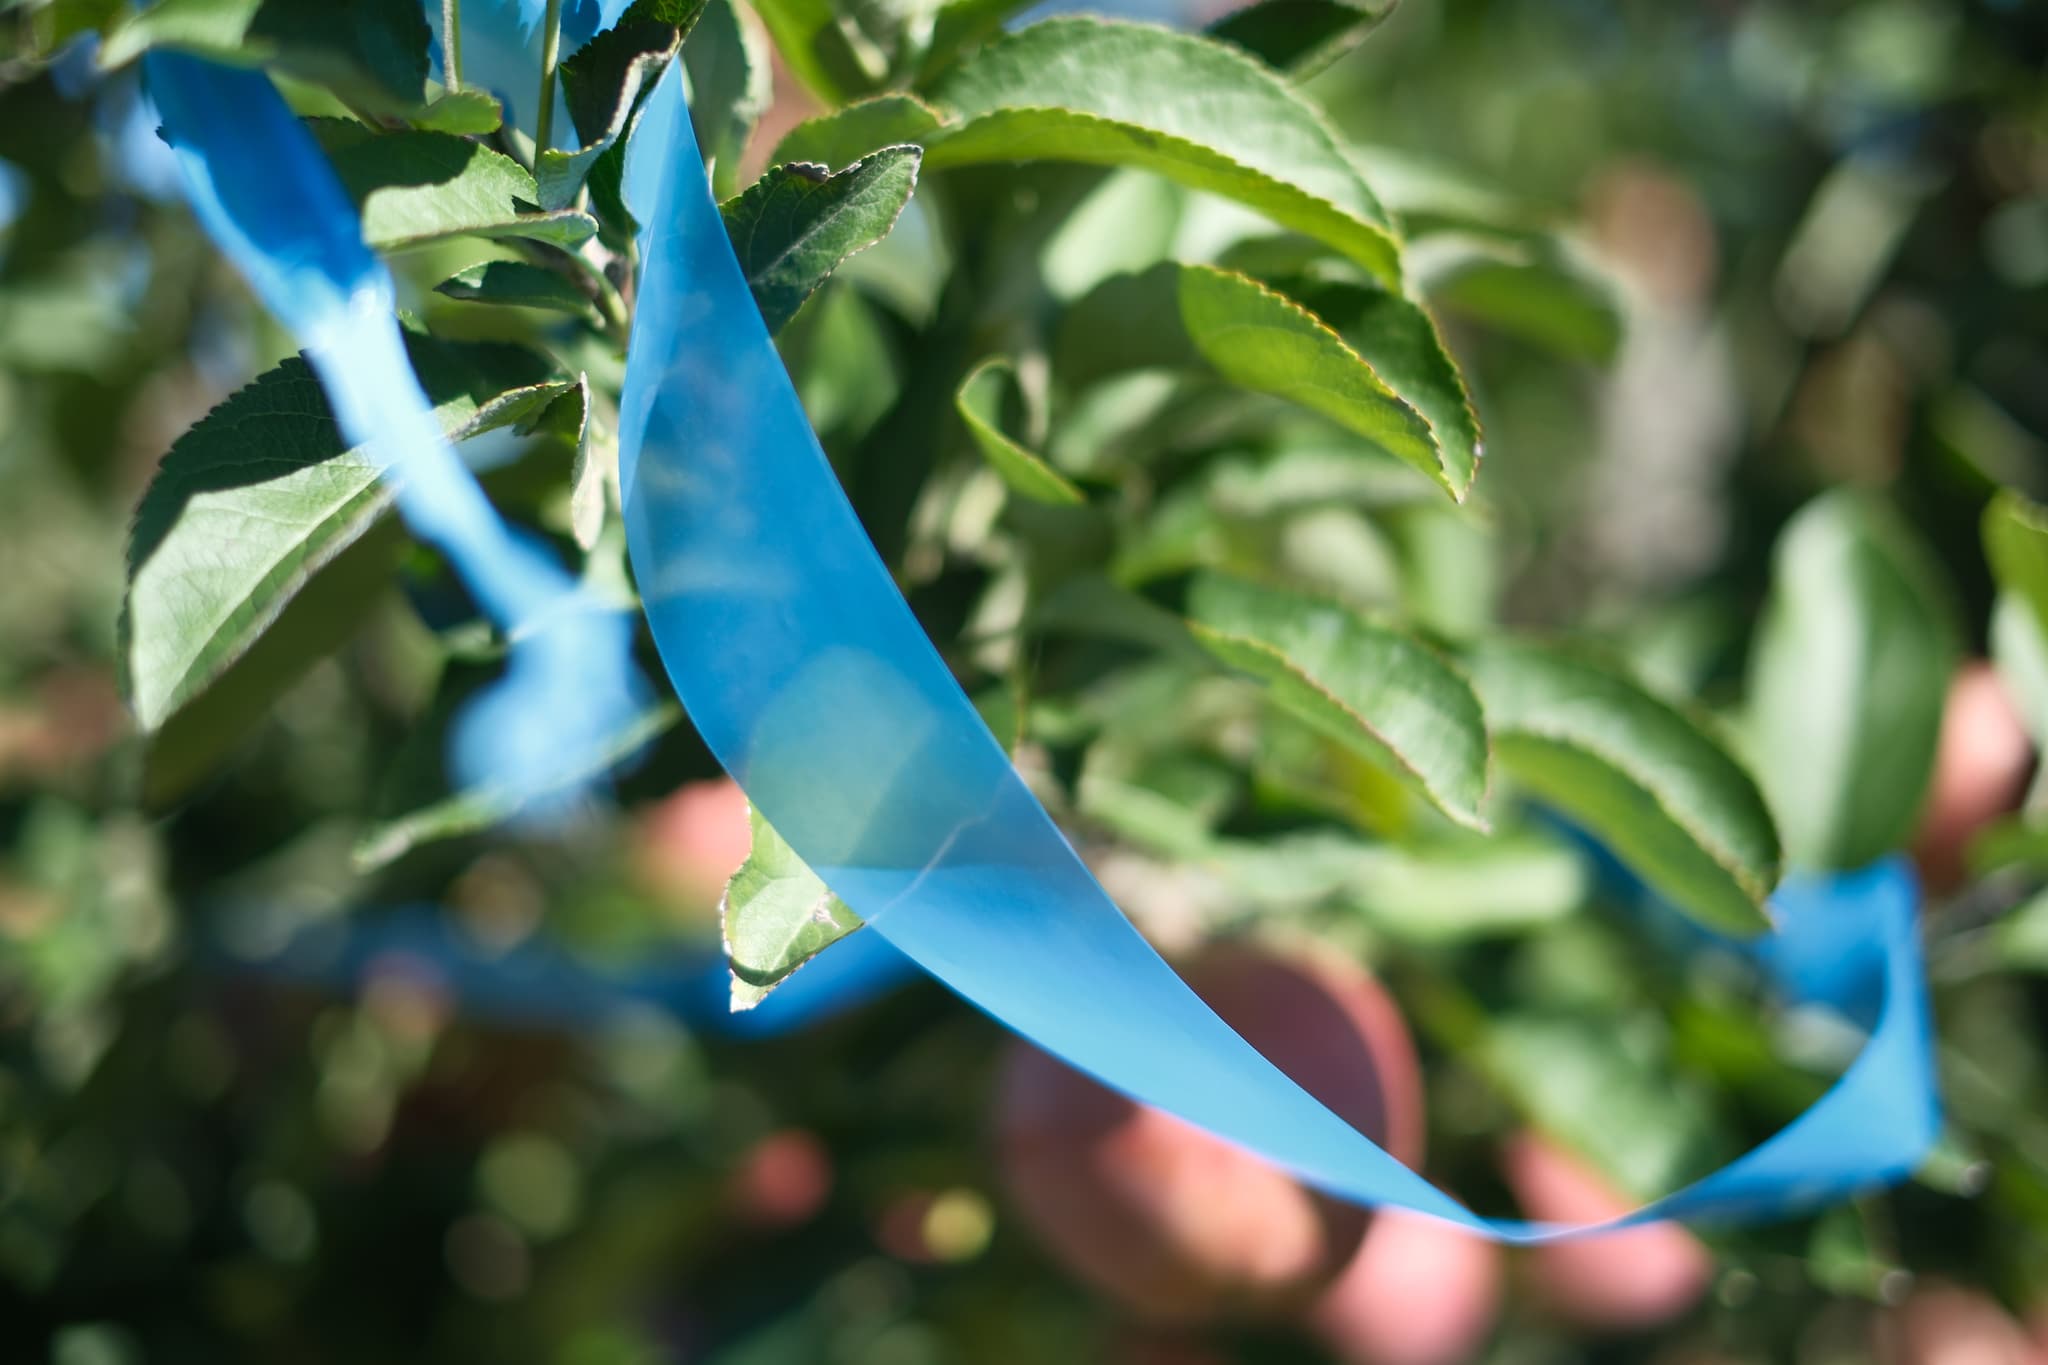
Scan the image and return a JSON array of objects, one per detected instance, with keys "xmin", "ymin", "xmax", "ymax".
[
  {"xmin": 142, "ymin": 23, "xmax": 1941, "ymax": 1239},
  {"xmin": 612, "ymin": 62, "xmax": 1940, "ymax": 1241},
  {"xmin": 144, "ymin": 52, "xmax": 643, "ymax": 811}
]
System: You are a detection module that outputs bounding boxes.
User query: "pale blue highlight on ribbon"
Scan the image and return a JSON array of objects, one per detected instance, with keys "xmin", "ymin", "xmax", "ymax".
[
  {"xmin": 613, "ymin": 60, "xmax": 1942, "ymax": 1242},
  {"xmin": 144, "ymin": 52, "xmax": 643, "ymax": 811}
]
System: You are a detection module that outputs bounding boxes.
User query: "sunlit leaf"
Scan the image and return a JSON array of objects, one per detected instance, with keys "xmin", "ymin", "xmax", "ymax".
[
  {"xmin": 1465, "ymin": 638, "xmax": 1781, "ymax": 935},
  {"xmin": 314, "ymin": 123, "xmax": 598, "ymax": 251},
  {"xmin": 1060, "ymin": 264, "xmax": 1469, "ymax": 498},
  {"xmin": 1188, "ymin": 573, "xmax": 1489, "ymax": 830},
  {"xmin": 721, "ymin": 147, "xmax": 922, "ymax": 334},
  {"xmin": 722, "ymin": 806, "xmax": 865, "ymax": 1010},
  {"xmin": 926, "ymin": 18, "xmax": 1400, "ymax": 284}
]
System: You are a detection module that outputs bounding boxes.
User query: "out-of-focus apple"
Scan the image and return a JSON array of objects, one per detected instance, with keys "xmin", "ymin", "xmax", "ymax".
[
  {"xmin": 1877, "ymin": 1283, "xmax": 2047, "ymax": 1365},
  {"xmin": 994, "ymin": 941, "xmax": 1424, "ymax": 1323},
  {"xmin": 1500, "ymin": 1133, "xmax": 1713, "ymax": 1333},
  {"xmin": 728, "ymin": 1128, "xmax": 833, "ymax": 1231},
  {"xmin": 632, "ymin": 778, "xmax": 753, "ymax": 916},
  {"xmin": 1914, "ymin": 662, "xmax": 2034, "ymax": 894},
  {"xmin": 1309, "ymin": 1210, "xmax": 1504, "ymax": 1365}
]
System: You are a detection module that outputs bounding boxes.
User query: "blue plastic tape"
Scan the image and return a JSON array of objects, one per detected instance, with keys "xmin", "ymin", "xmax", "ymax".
[
  {"xmin": 144, "ymin": 53, "xmax": 643, "ymax": 810},
  {"xmin": 612, "ymin": 61, "xmax": 1942, "ymax": 1241}
]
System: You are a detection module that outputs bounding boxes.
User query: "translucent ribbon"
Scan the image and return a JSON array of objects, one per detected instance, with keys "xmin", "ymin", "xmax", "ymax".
[
  {"xmin": 145, "ymin": 52, "xmax": 642, "ymax": 809},
  {"xmin": 613, "ymin": 61, "xmax": 1941, "ymax": 1241}
]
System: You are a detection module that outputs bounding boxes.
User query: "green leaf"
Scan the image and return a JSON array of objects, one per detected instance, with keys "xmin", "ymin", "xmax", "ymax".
[
  {"xmin": 1748, "ymin": 491, "xmax": 1956, "ymax": 871},
  {"xmin": 1059, "ymin": 264, "xmax": 1464, "ymax": 499},
  {"xmin": 434, "ymin": 260, "xmax": 600, "ymax": 319},
  {"xmin": 720, "ymin": 146, "xmax": 922, "ymax": 335},
  {"xmin": 770, "ymin": 94, "xmax": 944, "ymax": 171},
  {"xmin": 747, "ymin": 0, "xmax": 883, "ymax": 104},
  {"xmin": 1997, "ymin": 886, "xmax": 2048, "ymax": 973},
  {"xmin": 355, "ymin": 700, "xmax": 680, "ymax": 870},
  {"xmin": 1205, "ymin": 0, "xmax": 1396, "ymax": 78},
  {"xmin": 409, "ymin": 88, "xmax": 504, "ymax": 134},
  {"xmin": 685, "ymin": 0, "xmax": 773, "ymax": 199},
  {"xmin": 101, "ymin": 0, "xmax": 431, "ymax": 111},
  {"xmin": 26, "ymin": 0, "xmax": 124, "ymax": 58},
  {"xmin": 954, "ymin": 358, "xmax": 1082, "ymax": 505},
  {"xmin": 722, "ymin": 807, "xmax": 866, "ymax": 1010},
  {"xmin": 925, "ymin": 18, "xmax": 1400, "ymax": 284},
  {"xmin": 1986, "ymin": 489, "xmax": 2048, "ymax": 638},
  {"xmin": 1186, "ymin": 573, "xmax": 1489, "ymax": 830},
  {"xmin": 314, "ymin": 123, "xmax": 598, "ymax": 252},
  {"xmin": 1463, "ymin": 638, "xmax": 1781, "ymax": 936},
  {"xmin": 1410, "ymin": 233, "xmax": 1624, "ymax": 364},
  {"xmin": 537, "ymin": 6, "xmax": 689, "ymax": 211},
  {"xmin": 1290, "ymin": 280, "xmax": 1485, "ymax": 498},
  {"xmin": 121, "ymin": 337, "xmax": 572, "ymax": 732}
]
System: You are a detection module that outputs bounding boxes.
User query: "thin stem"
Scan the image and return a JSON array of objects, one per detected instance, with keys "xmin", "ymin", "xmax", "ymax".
[
  {"xmin": 533, "ymin": 0, "xmax": 564, "ymax": 161},
  {"xmin": 441, "ymin": 0, "xmax": 463, "ymax": 91}
]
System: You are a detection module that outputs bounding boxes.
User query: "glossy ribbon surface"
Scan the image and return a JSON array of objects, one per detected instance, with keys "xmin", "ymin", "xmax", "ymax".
[
  {"xmin": 614, "ymin": 62, "xmax": 1941, "ymax": 1241},
  {"xmin": 145, "ymin": 52, "xmax": 642, "ymax": 807}
]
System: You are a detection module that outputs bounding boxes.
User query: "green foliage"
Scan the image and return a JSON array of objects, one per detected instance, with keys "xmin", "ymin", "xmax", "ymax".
[
  {"xmin": 926, "ymin": 18, "xmax": 1401, "ymax": 282},
  {"xmin": 1187, "ymin": 573, "xmax": 1489, "ymax": 831},
  {"xmin": 1464, "ymin": 640, "xmax": 1781, "ymax": 935},
  {"xmin": 316, "ymin": 122, "xmax": 600, "ymax": 251},
  {"xmin": 100, "ymin": 0, "xmax": 432, "ymax": 111},
  {"xmin": 1748, "ymin": 492, "xmax": 1956, "ymax": 871}
]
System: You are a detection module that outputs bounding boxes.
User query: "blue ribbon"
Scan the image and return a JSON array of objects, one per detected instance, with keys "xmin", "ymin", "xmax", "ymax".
[
  {"xmin": 138, "ymin": 16, "xmax": 1943, "ymax": 1239},
  {"xmin": 143, "ymin": 52, "xmax": 643, "ymax": 811},
  {"xmin": 612, "ymin": 61, "xmax": 1941, "ymax": 1241}
]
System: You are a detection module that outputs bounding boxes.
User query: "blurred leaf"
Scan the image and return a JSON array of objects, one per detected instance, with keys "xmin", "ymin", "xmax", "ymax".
[
  {"xmin": 1749, "ymin": 491, "xmax": 1955, "ymax": 871},
  {"xmin": 1464, "ymin": 639, "xmax": 1781, "ymax": 936},
  {"xmin": 771, "ymin": 94, "xmax": 944, "ymax": 170},
  {"xmin": 121, "ymin": 337, "xmax": 571, "ymax": 732},
  {"xmin": 101, "ymin": 0, "xmax": 431, "ymax": 110},
  {"xmin": 1489, "ymin": 1013, "xmax": 1718, "ymax": 1197},
  {"xmin": 720, "ymin": 147, "xmax": 922, "ymax": 335},
  {"xmin": 354, "ymin": 700, "xmax": 679, "ymax": 869},
  {"xmin": 26, "ymin": 0, "xmax": 123, "ymax": 57},
  {"xmin": 314, "ymin": 123, "xmax": 598, "ymax": 251},
  {"xmin": 916, "ymin": 0, "xmax": 1033, "ymax": 82},
  {"xmin": 1986, "ymin": 489, "xmax": 2048, "ymax": 639},
  {"xmin": 1998, "ymin": 887, "xmax": 2048, "ymax": 973},
  {"xmin": 537, "ymin": 3, "xmax": 693, "ymax": 211},
  {"xmin": 1991, "ymin": 592, "xmax": 2048, "ymax": 812},
  {"xmin": 1060, "ymin": 264, "xmax": 1465, "ymax": 499},
  {"xmin": 722, "ymin": 807, "xmax": 865, "ymax": 1010},
  {"xmin": 1187, "ymin": 573, "xmax": 1489, "ymax": 830},
  {"xmin": 926, "ymin": 17, "xmax": 1400, "ymax": 284},
  {"xmin": 954, "ymin": 358, "xmax": 1080, "ymax": 505},
  {"xmin": 685, "ymin": 0, "xmax": 771, "ymax": 199},
  {"xmin": 747, "ymin": 0, "xmax": 883, "ymax": 104},
  {"xmin": 1409, "ymin": 232, "xmax": 1623, "ymax": 364},
  {"xmin": 434, "ymin": 260, "xmax": 600, "ymax": 319},
  {"xmin": 1205, "ymin": 0, "xmax": 1395, "ymax": 78}
]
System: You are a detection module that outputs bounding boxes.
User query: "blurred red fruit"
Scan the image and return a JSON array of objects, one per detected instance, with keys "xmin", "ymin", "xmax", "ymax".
[
  {"xmin": 1500, "ymin": 1133, "xmax": 1713, "ymax": 1332},
  {"xmin": 1878, "ymin": 1283, "xmax": 2047, "ymax": 1365},
  {"xmin": 1914, "ymin": 662, "xmax": 2034, "ymax": 894},
  {"xmin": 728, "ymin": 1128, "xmax": 832, "ymax": 1231},
  {"xmin": 634, "ymin": 778, "xmax": 753, "ymax": 914},
  {"xmin": 1309, "ymin": 1210, "xmax": 1504, "ymax": 1365},
  {"xmin": 994, "ymin": 941, "xmax": 1424, "ymax": 1323}
]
